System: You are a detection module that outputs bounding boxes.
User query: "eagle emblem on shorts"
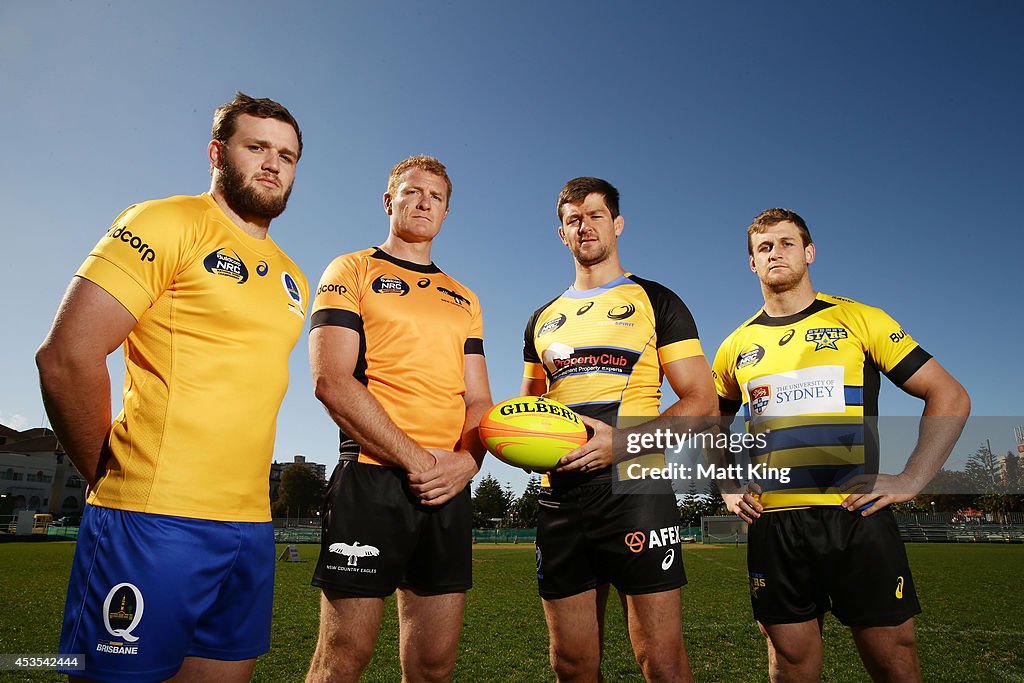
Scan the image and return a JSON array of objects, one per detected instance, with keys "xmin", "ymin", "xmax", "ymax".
[{"xmin": 328, "ymin": 541, "xmax": 380, "ymax": 567}]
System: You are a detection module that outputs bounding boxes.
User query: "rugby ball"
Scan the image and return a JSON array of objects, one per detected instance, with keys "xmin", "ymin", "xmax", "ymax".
[{"xmin": 478, "ymin": 396, "xmax": 588, "ymax": 469}]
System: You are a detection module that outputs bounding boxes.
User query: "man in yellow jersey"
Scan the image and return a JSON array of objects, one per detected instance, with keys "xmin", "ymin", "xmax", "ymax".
[
  {"xmin": 305, "ymin": 156, "xmax": 492, "ymax": 682},
  {"xmin": 712, "ymin": 208, "xmax": 970, "ymax": 682},
  {"xmin": 522, "ymin": 177, "xmax": 716, "ymax": 682},
  {"xmin": 36, "ymin": 93, "xmax": 308, "ymax": 683}
]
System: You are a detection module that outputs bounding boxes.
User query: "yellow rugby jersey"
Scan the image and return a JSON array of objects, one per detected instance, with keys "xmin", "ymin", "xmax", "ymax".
[
  {"xmin": 310, "ymin": 248, "xmax": 484, "ymax": 465},
  {"xmin": 712, "ymin": 293, "xmax": 931, "ymax": 511},
  {"xmin": 77, "ymin": 193, "xmax": 309, "ymax": 522},
  {"xmin": 523, "ymin": 273, "xmax": 704, "ymax": 485}
]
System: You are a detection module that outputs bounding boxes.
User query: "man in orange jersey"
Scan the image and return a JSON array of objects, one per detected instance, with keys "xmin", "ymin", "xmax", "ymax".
[
  {"xmin": 305, "ymin": 156, "xmax": 492, "ymax": 682},
  {"xmin": 37, "ymin": 93, "xmax": 307, "ymax": 682}
]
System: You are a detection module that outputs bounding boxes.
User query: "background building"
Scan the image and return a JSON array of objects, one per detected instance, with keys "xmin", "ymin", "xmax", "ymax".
[{"xmin": 0, "ymin": 424, "xmax": 86, "ymax": 517}]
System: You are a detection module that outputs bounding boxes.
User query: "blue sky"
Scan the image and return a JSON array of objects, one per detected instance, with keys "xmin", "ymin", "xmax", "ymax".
[{"xmin": 2, "ymin": 2, "xmax": 1021, "ymax": 495}]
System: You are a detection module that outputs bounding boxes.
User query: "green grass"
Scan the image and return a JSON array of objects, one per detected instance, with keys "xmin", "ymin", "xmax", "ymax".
[{"xmin": 0, "ymin": 542, "xmax": 1021, "ymax": 681}]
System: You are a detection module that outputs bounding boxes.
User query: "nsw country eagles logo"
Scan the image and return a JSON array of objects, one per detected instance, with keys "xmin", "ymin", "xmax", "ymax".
[{"xmin": 750, "ymin": 385, "xmax": 771, "ymax": 416}]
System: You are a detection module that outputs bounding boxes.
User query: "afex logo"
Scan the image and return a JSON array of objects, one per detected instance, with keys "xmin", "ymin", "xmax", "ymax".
[
  {"xmin": 624, "ymin": 531, "xmax": 647, "ymax": 553},
  {"xmin": 624, "ymin": 525, "xmax": 681, "ymax": 553}
]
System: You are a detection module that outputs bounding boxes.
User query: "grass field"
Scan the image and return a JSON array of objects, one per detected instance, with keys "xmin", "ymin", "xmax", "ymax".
[{"xmin": 0, "ymin": 541, "xmax": 1021, "ymax": 681}]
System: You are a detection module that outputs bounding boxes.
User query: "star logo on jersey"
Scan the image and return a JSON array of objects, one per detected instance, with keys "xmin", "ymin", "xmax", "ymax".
[
  {"xmin": 750, "ymin": 385, "xmax": 771, "ymax": 416},
  {"xmin": 805, "ymin": 327, "xmax": 848, "ymax": 350}
]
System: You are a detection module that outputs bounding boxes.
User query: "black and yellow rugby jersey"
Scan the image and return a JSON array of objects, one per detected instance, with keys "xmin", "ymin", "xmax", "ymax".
[
  {"xmin": 523, "ymin": 273, "xmax": 704, "ymax": 485},
  {"xmin": 712, "ymin": 292, "xmax": 932, "ymax": 511},
  {"xmin": 310, "ymin": 248, "xmax": 484, "ymax": 466},
  {"xmin": 77, "ymin": 194, "xmax": 308, "ymax": 522}
]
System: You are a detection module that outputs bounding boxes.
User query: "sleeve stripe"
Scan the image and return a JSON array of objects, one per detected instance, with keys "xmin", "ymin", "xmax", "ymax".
[
  {"xmin": 718, "ymin": 396, "xmax": 742, "ymax": 415},
  {"xmin": 658, "ymin": 338, "xmax": 703, "ymax": 364},
  {"xmin": 310, "ymin": 308, "xmax": 362, "ymax": 332},
  {"xmin": 464, "ymin": 338, "xmax": 484, "ymax": 356},
  {"xmin": 523, "ymin": 362, "xmax": 546, "ymax": 380},
  {"xmin": 885, "ymin": 346, "xmax": 932, "ymax": 387}
]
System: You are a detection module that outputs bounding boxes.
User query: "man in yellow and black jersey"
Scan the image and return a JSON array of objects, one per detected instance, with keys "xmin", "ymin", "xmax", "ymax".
[
  {"xmin": 37, "ymin": 93, "xmax": 308, "ymax": 682},
  {"xmin": 713, "ymin": 208, "xmax": 970, "ymax": 683},
  {"xmin": 306, "ymin": 156, "xmax": 492, "ymax": 682},
  {"xmin": 522, "ymin": 177, "xmax": 716, "ymax": 683}
]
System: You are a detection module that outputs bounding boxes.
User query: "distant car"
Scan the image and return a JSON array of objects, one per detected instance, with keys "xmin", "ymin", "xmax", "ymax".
[{"xmin": 53, "ymin": 514, "xmax": 82, "ymax": 527}]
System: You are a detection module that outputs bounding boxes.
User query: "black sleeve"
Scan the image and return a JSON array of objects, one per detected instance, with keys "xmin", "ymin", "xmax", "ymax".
[
  {"xmin": 885, "ymin": 346, "xmax": 933, "ymax": 387},
  {"xmin": 310, "ymin": 308, "xmax": 363, "ymax": 332},
  {"xmin": 629, "ymin": 275, "xmax": 699, "ymax": 347}
]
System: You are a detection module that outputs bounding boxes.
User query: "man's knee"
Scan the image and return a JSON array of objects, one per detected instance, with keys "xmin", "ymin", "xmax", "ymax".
[
  {"xmin": 635, "ymin": 648, "xmax": 685, "ymax": 682},
  {"xmin": 306, "ymin": 628, "xmax": 376, "ymax": 682},
  {"xmin": 403, "ymin": 647, "xmax": 457, "ymax": 683},
  {"xmin": 550, "ymin": 641, "xmax": 600, "ymax": 681}
]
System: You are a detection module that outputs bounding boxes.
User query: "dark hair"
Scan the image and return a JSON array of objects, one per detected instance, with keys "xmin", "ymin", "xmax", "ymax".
[
  {"xmin": 211, "ymin": 92, "xmax": 303, "ymax": 158},
  {"xmin": 557, "ymin": 177, "xmax": 620, "ymax": 220},
  {"xmin": 747, "ymin": 208, "xmax": 812, "ymax": 255}
]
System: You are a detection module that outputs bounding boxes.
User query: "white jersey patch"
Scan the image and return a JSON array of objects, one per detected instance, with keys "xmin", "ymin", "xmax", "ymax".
[{"xmin": 745, "ymin": 365, "xmax": 846, "ymax": 423}]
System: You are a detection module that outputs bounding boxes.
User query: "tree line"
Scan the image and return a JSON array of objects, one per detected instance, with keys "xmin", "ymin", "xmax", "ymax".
[{"xmin": 273, "ymin": 442, "xmax": 1024, "ymax": 526}]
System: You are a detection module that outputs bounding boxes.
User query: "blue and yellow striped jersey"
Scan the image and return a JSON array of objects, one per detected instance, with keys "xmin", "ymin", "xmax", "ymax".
[
  {"xmin": 712, "ymin": 293, "xmax": 931, "ymax": 510},
  {"xmin": 524, "ymin": 273, "xmax": 704, "ymax": 486}
]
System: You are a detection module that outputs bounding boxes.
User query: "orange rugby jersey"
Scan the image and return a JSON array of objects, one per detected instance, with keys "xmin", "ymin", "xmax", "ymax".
[
  {"xmin": 77, "ymin": 193, "xmax": 308, "ymax": 522},
  {"xmin": 310, "ymin": 248, "xmax": 484, "ymax": 465}
]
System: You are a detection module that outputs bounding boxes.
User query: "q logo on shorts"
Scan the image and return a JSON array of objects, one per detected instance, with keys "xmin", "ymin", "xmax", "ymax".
[
  {"xmin": 624, "ymin": 531, "xmax": 647, "ymax": 553},
  {"xmin": 102, "ymin": 582, "xmax": 145, "ymax": 643}
]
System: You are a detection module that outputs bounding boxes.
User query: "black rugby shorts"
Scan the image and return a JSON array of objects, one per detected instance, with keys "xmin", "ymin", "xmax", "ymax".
[
  {"xmin": 312, "ymin": 460, "xmax": 472, "ymax": 596},
  {"xmin": 747, "ymin": 507, "xmax": 921, "ymax": 627},
  {"xmin": 536, "ymin": 481, "xmax": 686, "ymax": 599}
]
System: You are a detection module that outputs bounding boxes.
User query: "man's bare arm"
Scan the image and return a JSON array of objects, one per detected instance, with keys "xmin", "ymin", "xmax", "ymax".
[
  {"xmin": 410, "ymin": 354, "xmax": 494, "ymax": 506},
  {"xmin": 310, "ymin": 325, "xmax": 435, "ymax": 473},
  {"xmin": 36, "ymin": 277, "xmax": 137, "ymax": 487},
  {"xmin": 841, "ymin": 358, "xmax": 970, "ymax": 515}
]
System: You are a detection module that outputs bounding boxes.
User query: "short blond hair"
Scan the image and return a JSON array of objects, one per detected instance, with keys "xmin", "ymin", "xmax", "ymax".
[{"xmin": 387, "ymin": 155, "xmax": 452, "ymax": 203}]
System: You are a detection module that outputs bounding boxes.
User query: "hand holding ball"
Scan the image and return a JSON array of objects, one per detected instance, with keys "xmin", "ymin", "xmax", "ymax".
[{"xmin": 478, "ymin": 396, "xmax": 588, "ymax": 470}]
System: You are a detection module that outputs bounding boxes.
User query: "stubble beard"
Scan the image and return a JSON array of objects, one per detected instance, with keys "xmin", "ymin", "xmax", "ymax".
[
  {"xmin": 573, "ymin": 240, "xmax": 611, "ymax": 268},
  {"xmin": 217, "ymin": 157, "xmax": 291, "ymax": 220}
]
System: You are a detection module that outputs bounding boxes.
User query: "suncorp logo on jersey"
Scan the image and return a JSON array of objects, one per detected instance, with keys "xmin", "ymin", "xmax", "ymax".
[{"xmin": 106, "ymin": 226, "xmax": 156, "ymax": 262}]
